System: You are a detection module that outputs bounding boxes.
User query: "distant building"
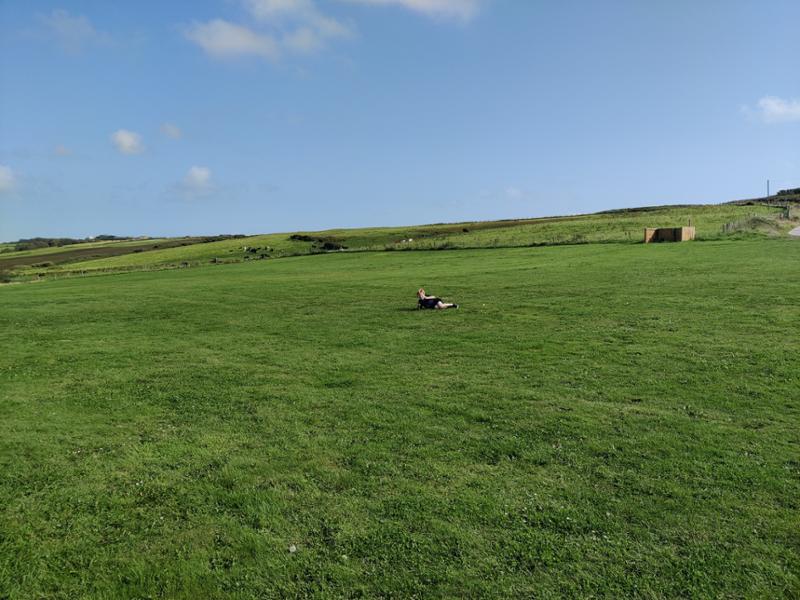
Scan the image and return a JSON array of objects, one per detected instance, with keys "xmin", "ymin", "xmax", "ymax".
[{"xmin": 644, "ymin": 227, "xmax": 695, "ymax": 243}]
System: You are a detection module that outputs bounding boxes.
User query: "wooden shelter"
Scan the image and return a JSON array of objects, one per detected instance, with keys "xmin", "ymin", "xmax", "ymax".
[{"xmin": 644, "ymin": 226, "xmax": 695, "ymax": 243}]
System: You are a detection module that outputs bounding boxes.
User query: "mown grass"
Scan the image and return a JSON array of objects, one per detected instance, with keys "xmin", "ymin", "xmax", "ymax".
[
  {"xmin": 4, "ymin": 202, "xmax": 792, "ymax": 280},
  {"xmin": 1, "ymin": 239, "xmax": 798, "ymax": 598}
]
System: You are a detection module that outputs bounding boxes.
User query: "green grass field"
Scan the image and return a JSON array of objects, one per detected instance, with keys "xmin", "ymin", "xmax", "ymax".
[
  {"xmin": 2, "ymin": 238, "xmax": 799, "ymax": 598},
  {"xmin": 2, "ymin": 202, "xmax": 793, "ymax": 280}
]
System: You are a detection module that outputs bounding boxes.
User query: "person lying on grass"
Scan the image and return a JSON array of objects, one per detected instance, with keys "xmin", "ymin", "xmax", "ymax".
[{"xmin": 417, "ymin": 288, "xmax": 459, "ymax": 310}]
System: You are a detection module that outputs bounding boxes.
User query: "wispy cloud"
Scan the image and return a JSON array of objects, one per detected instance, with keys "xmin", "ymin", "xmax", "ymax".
[
  {"xmin": 184, "ymin": 0, "xmax": 481, "ymax": 62},
  {"xmin": 283, "ymin": 27, "xmax": 324, "ymax": 53},
  {"xmin": 160, "ymin": 123, "xmax": 183, "ymax": 139},
  {"xmin": 245, "ymin": 0, "xmax": 351, "ymax": 37},
  {"xmin": 185, "ymin": 0, "xmax": 352, "ymax": 62},
  {"xmin": 184, "ymin": 19, "xmax": 280, "ymax": 61},
  {"xmin": 0, "ymin": 165, "xmax": 15, "ymax": 194},
  {"xmin": 752, "ymin": 96, "xmax": 800, "ymax": 124},
  {"xmin": 111, "ymin": 129, "xmax": 145, "ymax": 155},
  {"xmin": 168, "ymin": 166, "xmax": 215, "ymax": 200},
  {"xmin": 340, "ymin": 0, "xmax": 483, "ymax": 21},
  {"xmin": 38, "ymin": 9, "xmax": 110, "ymax": 52},
  {"xmin": 185, "ymin": 166, "xmax": 212, "ymax": 190}
]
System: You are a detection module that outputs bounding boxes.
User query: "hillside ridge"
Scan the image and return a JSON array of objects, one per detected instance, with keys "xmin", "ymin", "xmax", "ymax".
[{"xmin": 2, "ymin": 195, "xmax": 798, "ymax": 283}]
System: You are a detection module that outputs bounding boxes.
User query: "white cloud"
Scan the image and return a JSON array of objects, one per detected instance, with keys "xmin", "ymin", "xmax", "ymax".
[
  {"xmin": 184, "ymin": 19, "xmax": 280, "ymax": 60},
  {"xmin": 244, "ymin": 0, "xmax": 351, "ymax": 37},
  {"xmin": 184, "ymin": 166, "xmax": 212, "ymax": 191},
  {"xmin": 0, "ymin": 165, "xmax": 15, "ymax": 193},
  {"xmin": 755, "ymin": 96, "xmax": 800, "ymax": 124},
  {"xmin": 185, "ymin": 1, "xmax": 351, "ymax": 62},
  {"xmin": 340, "ymin": 0, "xmax": 483, "ymax": 21},
  {"xmin": 111, "ymin": 129, "xmax": 144, "ymax": 155},
  {"xmin": 245, "ymin": 0, "xmax": 315, "ymax": 20},
  {"xmin": 39, "ymin": 9, "xmax": 109, "ymax": 52},
  {"xmin": 165, "ymin": 166, "xmax": 225, "ymax": 201},
  {"xmin": 161, "ymin": 122, "xmax": 183, "ymax": 139},
  {"xmin": 283, "ymin": 27, "xmax": 324, "ymax": 53}
]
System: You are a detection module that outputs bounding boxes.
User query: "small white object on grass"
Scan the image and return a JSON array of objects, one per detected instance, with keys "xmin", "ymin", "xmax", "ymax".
[{"xmin": 288, "ymin": 544, "xmax": 297, "ymax": 553}]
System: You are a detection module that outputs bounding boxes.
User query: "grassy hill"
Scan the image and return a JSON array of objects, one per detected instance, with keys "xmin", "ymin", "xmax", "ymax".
[
  {"xmin": 0, "ymin": 236, "xmax": 244, "ymax": 276},
  {"xmin": 0, "ymin": 238, "xmax": 176, "ymax": 267},
  {"xmin": 2, "ymin": 201, "xmax": 796, "ymax": 282},
  {"xmin": 1, "ymin": 238, "xmax": 798, "ymax": 597}
]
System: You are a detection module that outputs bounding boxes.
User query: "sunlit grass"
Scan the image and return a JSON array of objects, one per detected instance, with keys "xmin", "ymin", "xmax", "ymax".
[
  {"xmin": 5, "ymin": 202, "xmax": 792, "ymax": 280},
  {"xmin": 1, "ymin": 239, "xmax": 798, "ymax": 597}
]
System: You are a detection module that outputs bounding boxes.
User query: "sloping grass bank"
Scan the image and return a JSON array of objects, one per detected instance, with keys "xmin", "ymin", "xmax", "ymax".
[{"xmin": 3, "ymin": 202, "xmax": 793, "ymax": 281}]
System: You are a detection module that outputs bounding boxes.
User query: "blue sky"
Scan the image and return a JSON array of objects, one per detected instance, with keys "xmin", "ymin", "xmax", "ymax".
[{"xmin": 1, "ymin": 0, "xmax": 798, "ymax": 240}]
